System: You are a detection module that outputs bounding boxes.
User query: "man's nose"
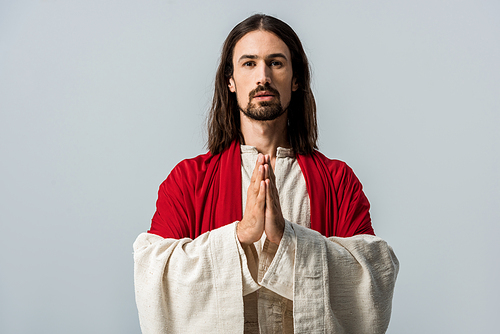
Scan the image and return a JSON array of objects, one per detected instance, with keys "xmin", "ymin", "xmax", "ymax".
[{"xmin": 255, "ymin": 63, "xmax": 271, "ymax": 86}]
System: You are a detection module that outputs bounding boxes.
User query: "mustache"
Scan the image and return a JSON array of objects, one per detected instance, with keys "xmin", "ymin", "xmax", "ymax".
[{"xmin": 248, "ymin": 84, "xmax": 280, "ymax": 100}]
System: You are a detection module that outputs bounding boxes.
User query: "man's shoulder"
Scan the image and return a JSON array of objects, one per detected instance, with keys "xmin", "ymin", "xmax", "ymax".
[
  {"xmin": 168, "ymin": 151, "xmax": 213, "ymax": 180},
  {"xmin": 302, "ymin": 150, "xmax": 364, "ymax": 188},
  {"xmin": 175, "ymin": 151, "xmax": 212, "ymax": 169},
  {"xmin": 309, "ymin": 150, "xmax": 352, "ymax": 173}
]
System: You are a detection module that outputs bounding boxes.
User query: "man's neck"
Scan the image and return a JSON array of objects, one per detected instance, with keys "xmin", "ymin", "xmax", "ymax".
[{"xmin": 240, "ymin": 111, "xmax": 290, "ymax": 168}]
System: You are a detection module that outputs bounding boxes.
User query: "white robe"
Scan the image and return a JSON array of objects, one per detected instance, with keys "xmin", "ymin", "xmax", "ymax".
[
  {"xmin": 134, "ymin": 223, "xmax": 398, "ymax": 333},
  {"xmin": 134, "ymin": 147, "xmax": 399, "ymax": 333}
]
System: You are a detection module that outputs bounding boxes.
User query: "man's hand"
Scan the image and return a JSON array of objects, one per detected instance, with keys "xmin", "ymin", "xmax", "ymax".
[
  {"xmin": 262, "ymin": 155, "xmax": 285, "ymax": 244},
  {"xmin": 237, "ymin": 154, "xmax": 285, "ymax": 247},
  {"xmin": 237, "ymin": 154, "xmax": 267, "ymax": 246}
]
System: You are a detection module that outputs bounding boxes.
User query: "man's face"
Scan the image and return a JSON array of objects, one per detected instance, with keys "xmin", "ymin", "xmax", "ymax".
[{"xmin": 228, "ymin": 30, "xmax": 298, "ymax": 121}]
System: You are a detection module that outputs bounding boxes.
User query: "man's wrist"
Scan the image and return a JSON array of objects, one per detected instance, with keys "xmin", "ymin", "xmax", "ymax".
[
  {"xmin": 267, "ymin": 217, "xmax": 285, "ymax": 245},
  {"xmin": 236, "ymin": 221, "xmax": 252, "ymax": 247}
]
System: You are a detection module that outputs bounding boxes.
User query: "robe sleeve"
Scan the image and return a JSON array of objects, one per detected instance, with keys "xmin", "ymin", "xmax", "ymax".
[
  {"xmin": 257, "ymin": 221, "xmax": 399, "ymax": 333},
  {"xmin": 257, "ymin": 220, "xmax": 296, "ymax": 300},
  {"xmin": 134, "ymin": 222, "xmax": 250, "ymax": 334}
]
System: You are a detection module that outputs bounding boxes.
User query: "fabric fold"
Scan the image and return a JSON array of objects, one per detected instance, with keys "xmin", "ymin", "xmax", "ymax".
[
  {"xmin": 134, "ymin": 222, "xmax": 245, "ymax": 334},
  {"xmin": 291, "ymin": 223, "xmax": 399, "ymax": 333},
  {"xmin": 136, "ymin": 140, "xmax": 397, "ymax": 333},
  {"xmin": 258, "ymin": 220, "xmax": 296, "ymax": 300}
]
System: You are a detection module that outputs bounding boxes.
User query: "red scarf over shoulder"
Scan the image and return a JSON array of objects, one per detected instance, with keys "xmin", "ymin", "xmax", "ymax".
[{"xmin": 149, "ymin": 140, "xmax": 374, "ymax": 239}]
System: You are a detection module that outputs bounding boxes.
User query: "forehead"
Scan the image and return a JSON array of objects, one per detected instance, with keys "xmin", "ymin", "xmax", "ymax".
[{"xmin": 232, "ymin": 30, "xmax": 291, "ymax": 62}]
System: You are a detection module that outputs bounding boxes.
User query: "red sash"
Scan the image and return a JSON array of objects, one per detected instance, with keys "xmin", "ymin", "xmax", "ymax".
[{"xmin": 149, "ymin": 140, "xmax": 374, "ymax": 239}]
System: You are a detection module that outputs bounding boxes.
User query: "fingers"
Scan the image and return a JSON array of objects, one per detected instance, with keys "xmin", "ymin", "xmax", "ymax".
[
  {"xmin": 257, "ymin": 180, "xmax": 266, "ymax": 209},
  {"xmin": 265, "ymin": 178, "xmax": 279, "ymax": 209},
  {"xmin": 239, "ymin": 175, "xmax": 267, "ymax": 247},
  {"xmin": 250, "ymin": 153, "xmax": 277, "ymax": 196},
  {"xmin": 250, "ymin": 155, "xmax": 266, "ymax": 194},
  {"xmin": 265, "ymin": 179, "xmax": 272, "ymax": 207},
  {"xmin": 264, "ymin": 178, "xmax": 284, "ymax": 244},
  {"xmin": 262, "ymin": 156, "xmax": 277, "ymax": 193},
  {"xmin": 263, "ymin": 155, "xmax": 276, "ymax": 184},
  {"xmin": 250, "ymin": 154, "xmax": 265, "ymax": 183},
  {"xmin": 253, "ymin": 165, "xmax": 265, "ymax": 192}
]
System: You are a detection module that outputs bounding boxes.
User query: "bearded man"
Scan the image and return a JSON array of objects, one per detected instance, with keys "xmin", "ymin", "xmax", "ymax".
[{"xmin": 134, "ymin": 14, "xmax": 399, "ymax": 334}]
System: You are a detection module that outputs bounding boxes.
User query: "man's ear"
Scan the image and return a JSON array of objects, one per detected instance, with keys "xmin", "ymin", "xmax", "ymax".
[
  {"xmin": 228, "ymin": 77, "xmax": 236, "ymax": 93},
  {"xmin": 292, "ymin": 77, "xmax": 298, "ymax": 92}
]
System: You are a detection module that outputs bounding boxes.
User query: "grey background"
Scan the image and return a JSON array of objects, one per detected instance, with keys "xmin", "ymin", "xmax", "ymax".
[{"xmin": 1, "ymin": 0, "xmax": 498, "ymax": 333}]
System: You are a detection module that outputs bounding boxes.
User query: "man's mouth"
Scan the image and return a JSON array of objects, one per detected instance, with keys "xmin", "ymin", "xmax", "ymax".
[
  {"xmin": 253, "ymin": 91, "xmax": 275, "ymax": 100},
  {"xmin": 249, "ymin": 85, "xmax": 280, "ymax": 102}
]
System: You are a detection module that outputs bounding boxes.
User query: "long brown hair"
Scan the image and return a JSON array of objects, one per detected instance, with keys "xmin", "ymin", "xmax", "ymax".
[{"xmin": 207, "ymin": 14, "xmax": 317, "ymax": 155}]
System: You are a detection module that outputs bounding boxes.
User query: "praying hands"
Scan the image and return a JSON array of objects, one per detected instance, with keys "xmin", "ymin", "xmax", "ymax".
[{"xmin": 237, "ymin": 153, "xmax": 285, "ymax": 246}]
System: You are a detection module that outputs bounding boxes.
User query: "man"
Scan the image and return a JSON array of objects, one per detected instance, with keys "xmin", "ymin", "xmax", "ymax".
[{"xmin": 134, "ymin": 14, "xmax": 399, "ymax": 333}]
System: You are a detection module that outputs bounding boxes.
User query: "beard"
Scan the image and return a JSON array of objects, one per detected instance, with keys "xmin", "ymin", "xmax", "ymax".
[{"xmin": 239, "ymin": 85, "xmax": 286, "ymax": 121}]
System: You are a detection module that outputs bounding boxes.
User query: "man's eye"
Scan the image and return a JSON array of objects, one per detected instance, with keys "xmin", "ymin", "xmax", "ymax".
[
  {"xmin": 243, "ymin": 62, "xmax": 255, "ymax": 67},
  {"xmin": 270, "ymin": 61, "xmax": 282, "ymax": 67}
]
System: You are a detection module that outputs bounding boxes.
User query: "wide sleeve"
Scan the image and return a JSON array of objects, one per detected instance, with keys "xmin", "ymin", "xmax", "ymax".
[
  {"xmin": 293, "ymin": 223, "xmax": 399, "ymax": 333},
  {"xmin": 254, "ymin": 220, "xmax": 398, "ymax": 332},
  {"xmin": 133, "ymin": 222, "xmax": 246, "ymax": 334},
  {"xmin": 257, "ymin": 220, "xmax": 296, "ymax": 300}
]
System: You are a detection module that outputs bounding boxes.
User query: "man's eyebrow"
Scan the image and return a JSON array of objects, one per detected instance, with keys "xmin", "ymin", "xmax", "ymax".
[
  {"xmin": 266, "ymin": 53, "xmax": 288, "ymax": 60},
  {"xmin": 238, "ymin": 54, "xmax": 258, "ymax": 62},
  {"xmin": 237, "ymin": 53, "xmax": 288, "ymax": 62}
]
